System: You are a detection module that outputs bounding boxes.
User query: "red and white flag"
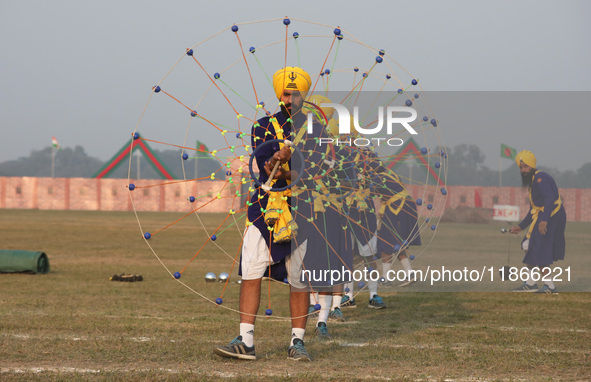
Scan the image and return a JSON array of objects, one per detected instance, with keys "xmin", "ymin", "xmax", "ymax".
[{"xmin": 52, "ymin": 136, "xmax": 60, "ymax": 149}]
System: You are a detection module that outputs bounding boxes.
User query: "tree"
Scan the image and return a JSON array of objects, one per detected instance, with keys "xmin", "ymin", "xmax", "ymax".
[
  {"xmin": 0, "ymin": 146, "xmax": 102, "ymax": 177},
  {"xmin": 576, "ymin": 162, "xmax": 591, "ymax": 188}
]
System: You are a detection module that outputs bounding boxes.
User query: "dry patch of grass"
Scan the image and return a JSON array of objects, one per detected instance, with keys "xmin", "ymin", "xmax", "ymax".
[{"xmin": 0, "ymin": 210, "xmax": 590, "ymax": 381}]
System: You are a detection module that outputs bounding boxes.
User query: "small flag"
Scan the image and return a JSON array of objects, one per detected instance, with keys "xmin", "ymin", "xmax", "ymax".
[
  {"xmin": 501, "ymin": 143, "xmax": 516, "ymax": 160},
  {"xmin": 52, "ymin": 136, "xmax": 60, "ymax": 150},
  {"xmin": 196, "ymin": 140, "xmax": 210, "ymax": 154},
  {"xmin": 474, "ymin": 188, "xmax": 483, "ymax": 208}
]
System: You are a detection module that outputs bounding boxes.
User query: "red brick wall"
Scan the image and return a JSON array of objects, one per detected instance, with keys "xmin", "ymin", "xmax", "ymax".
[{"xmin": 1, "ymin": 177, "xmax": 590, "ymax": 221}]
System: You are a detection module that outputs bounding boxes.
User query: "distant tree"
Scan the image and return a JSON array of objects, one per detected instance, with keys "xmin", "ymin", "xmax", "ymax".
[
  {"xmin": 445, "ymin": 144, "xmax": 498, "ymax": 186},
  {"xmin": 576, "ymin": 162, "xmax": 591, "ymax": 187},
  {"xmin": 0, "ymin": 146, "xmax": 103, "ymax": 177}
]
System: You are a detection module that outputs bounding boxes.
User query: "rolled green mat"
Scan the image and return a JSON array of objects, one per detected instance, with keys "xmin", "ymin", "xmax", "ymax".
[{"xmin": 0, "ymin": 250, "xmax": 50, "ymax": 274}]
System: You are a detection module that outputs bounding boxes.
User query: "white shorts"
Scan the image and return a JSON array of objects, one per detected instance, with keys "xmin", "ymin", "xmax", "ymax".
[
  {"xmin": 241, "ymin": 226, "xmax": 307, "ymax": 288},
  {"xmin": 356, "ymin": 232, "xmax": 378, "ymax": 258}
]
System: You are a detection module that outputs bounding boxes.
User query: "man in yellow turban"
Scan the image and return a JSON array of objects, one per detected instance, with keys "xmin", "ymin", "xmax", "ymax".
[
  {"xmin": 272, "ymin": 67, "xmax": 312, "ymax": 120},
  {"xmin": 214, "ymin": 66, "xmax": 314, "ymax": 362},
  {"xmin": 510, "ymin": 150, "xmax": 566, "ymax": 293}
]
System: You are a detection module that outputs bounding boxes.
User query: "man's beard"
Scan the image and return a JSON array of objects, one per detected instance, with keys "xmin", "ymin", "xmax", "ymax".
[
  {"xmin": 521, "ymin": 168, "xmax": 535, "ymax": 189},
  {"xmin": 280, "ymin": 103, "xmax": 301, "ymax": 119}
]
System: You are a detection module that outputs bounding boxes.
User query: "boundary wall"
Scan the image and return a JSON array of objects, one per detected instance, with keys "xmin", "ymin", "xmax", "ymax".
[{"xmin": 1, "ymin": 177, "xmax": 590, "ymax": 222}]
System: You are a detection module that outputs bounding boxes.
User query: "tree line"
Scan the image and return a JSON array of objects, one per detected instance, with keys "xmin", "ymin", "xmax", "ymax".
[{"xmin": 1, "ymin": 144, "xmax": 590, "ymax": 188}]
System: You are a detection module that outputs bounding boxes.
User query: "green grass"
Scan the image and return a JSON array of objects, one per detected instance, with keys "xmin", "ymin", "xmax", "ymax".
[{"xmin": 0, "ymin": 210, "xmax": 590, "ymax": 381}]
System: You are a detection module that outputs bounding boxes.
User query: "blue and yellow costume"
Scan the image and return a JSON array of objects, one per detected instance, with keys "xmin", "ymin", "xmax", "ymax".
[
  {"xmin": 291, "ymin": 99, "xmax": 355, "ymax": 288},
  {"xmin": 367, "ymin": 157, "xmax": 421, "ymax": 255},
  {"xmin": 516, "ymin": 151, "xmax": 566, "ymax": 266}
]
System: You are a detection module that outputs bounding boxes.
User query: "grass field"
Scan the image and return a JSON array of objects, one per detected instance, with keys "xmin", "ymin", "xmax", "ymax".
[{"xmin": 0, "ymin": 209, "xmax": 590, "ymax": 381}]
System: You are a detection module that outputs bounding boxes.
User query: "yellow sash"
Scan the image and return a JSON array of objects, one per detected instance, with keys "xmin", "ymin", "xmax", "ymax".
[
  {"xmin": 263, "ymin": 119, "xmax": 298, "ymax": 243},
  {"xmin": 378, "ymin": 189, "xmax": 410, "ymax": 216},
  {"xmin": 526, "ymin": 171, "xmax": 562, "ymax": 239}
]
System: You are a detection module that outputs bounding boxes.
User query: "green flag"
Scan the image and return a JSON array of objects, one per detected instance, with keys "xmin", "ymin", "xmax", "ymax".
[
  {"xmin": 196, "ymin": 140, "xmax": 210, "ymax": 154},
  {"xmin": 501, "ymin": 143, "xmax": 517, "ymax": 160}
]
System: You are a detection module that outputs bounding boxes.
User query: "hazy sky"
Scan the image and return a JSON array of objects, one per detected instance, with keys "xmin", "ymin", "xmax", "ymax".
[{"xmin": 2, "ymin": 0, "xmax": 590, "ymax": 172}]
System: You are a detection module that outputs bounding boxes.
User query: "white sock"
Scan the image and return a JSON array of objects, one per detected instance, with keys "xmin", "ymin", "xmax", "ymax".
[
  {"xmin": 369, "ymin": 285, "xmax": 378, "ymax": 298},
  {"xmin": 291, "ymin": 327, "xmax": 305, "ymax": 346},
  {"xmin": 240, "ymin": 323, "xmax": 255, "ymax": 347},
  {"xmin": 525, "ymin": 270, "xmax": 536, "ymax": 286},
  {"xmin": 317, "ymin": 294, "xmax": 332, "ymax": 324},
  {"xmin": 331, "ymin": 295, "xmax": 342, "ymax": 310},
  {"xmin": 382, "ymin": 261, "xmax": 392, "ymax": 277},
  {"xmin": 310, "ymin": 292, "xmax": 319, "ymax": 306},
  {"xmin": 545, "ymin": 280, "xmax": 555, "ymax": 289},
  {"xmin": 367, "ymin": 267, "xmax": 378, "ymax": 298},
  {"xmin": 400, "ymin": 258, "xmax": 412, "ymax": 278},
  {"xmin": 344, "ymin": 282, "xmax": 354, "ymax": 298}
]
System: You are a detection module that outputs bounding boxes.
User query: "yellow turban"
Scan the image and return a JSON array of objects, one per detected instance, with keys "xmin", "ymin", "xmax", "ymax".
[
  {"xmin": 325, "ymin": 115, "xmax": 360, "ymax": 138},
  {"xmin": 515, "ymin": 150, "xmax": 537, "ymax": 169},
  {"xmin": 303, "ymin": 95, "xmax": 335, "ymax": 119},
  {"xmin": 272, "ymin": 67, "xmax": 312, "ymax": 100}
]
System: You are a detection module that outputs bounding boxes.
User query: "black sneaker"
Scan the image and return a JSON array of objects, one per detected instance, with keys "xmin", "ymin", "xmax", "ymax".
[
  {"xmin": 534, "ymin": 284, "xmax": 559, "ymax": 294},
  {"xmin": 368, "ymin": 295, "xmax": 387, "ymax": 309},
  {"xmin": 512, "ymin": 282, "xmax": 539, "ymax": 292},
  {"xmin": 315, "ymin": 322, "xmax": 331, "ymax": 339},
  {"xmin": 287, "ymin": 338, "xmax": 313, "ymax": 361},
  {"xmin": 328, "ymin": 307, "xmax": 346, "ymax": 322},
  {"xmin": 213, "ymin": 336, "xmax": 256, "ymax": 360},
  {"xmin": 340, "ymin": 295, "xmax": 357, "ymax": 308}
]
